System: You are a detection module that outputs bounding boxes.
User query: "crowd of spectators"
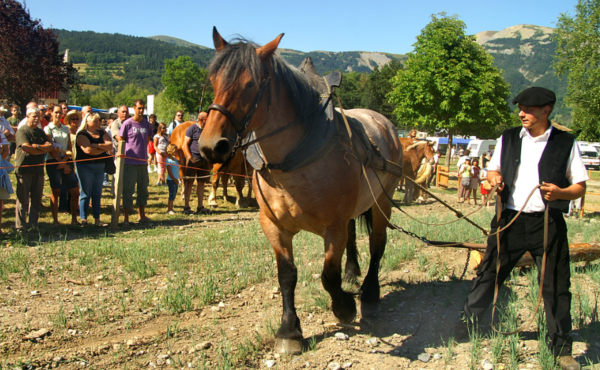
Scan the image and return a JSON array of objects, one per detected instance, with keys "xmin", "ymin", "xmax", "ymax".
[{"xmin": 0, "ymin": 101, "xmax": 211, "ymax": 233}]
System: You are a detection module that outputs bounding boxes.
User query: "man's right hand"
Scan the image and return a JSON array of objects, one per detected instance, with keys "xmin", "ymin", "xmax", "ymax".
[{"xmin": 488, "ymin": 172, "xmax": 504, "ymax": 192}]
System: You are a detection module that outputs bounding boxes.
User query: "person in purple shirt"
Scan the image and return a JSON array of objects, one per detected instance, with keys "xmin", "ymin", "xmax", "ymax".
[{"xmin": 119, "ymin": 100, "xmax": 153, "ymax": 225}]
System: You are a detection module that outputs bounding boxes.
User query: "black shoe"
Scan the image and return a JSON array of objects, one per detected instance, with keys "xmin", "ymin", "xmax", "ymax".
[{"xmin": 183, "ymin": 207, "xmax": 194, "ymax": 215}]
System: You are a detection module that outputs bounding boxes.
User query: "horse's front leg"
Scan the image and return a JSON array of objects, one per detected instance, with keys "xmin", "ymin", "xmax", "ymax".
[
  {"xmin": 261, "ymin": 218, "xmax": 303, "ymax": 354},
  {"xmin": 208, "ymin": 173, "xmax": 219, "ymax": 208},
  {"xmin": 322, "ymin": 222, "xmax": 357, "ymax": 324}
]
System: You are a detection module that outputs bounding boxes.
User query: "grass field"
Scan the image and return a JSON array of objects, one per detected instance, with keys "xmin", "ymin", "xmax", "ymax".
[{"xmin": 0, "ymin": 170, "xmax": 599, "ymax": 369}]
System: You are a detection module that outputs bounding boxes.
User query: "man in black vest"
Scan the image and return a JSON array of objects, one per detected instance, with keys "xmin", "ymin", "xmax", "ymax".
[{"xmin": 458, "ymin": 87, "xmax": 588, "ymax": 370}]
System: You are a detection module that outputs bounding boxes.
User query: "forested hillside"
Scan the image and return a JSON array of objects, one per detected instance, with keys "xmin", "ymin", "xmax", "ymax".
[
  {"xmin": 55, "ymin": 26, "xmax": 570, "ymax": 124},
  {"xmin": 54, "ymin": 30, "xmax": 400, "ymax": 94}
]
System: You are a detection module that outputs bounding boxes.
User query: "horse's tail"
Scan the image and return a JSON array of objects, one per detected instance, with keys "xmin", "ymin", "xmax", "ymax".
[{"xmin": 357, "ymin": 208, "xmax": 373, "ymax": 236}]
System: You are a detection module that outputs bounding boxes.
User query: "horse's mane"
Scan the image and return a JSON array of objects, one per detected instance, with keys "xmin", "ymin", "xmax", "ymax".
[
  {"xmin": 208, "ymin": 38, "xmax": 321, "ymax": 125},
  {"xmin": 405, "ymin": 141, "xmax": 427, "ymax": 151}
]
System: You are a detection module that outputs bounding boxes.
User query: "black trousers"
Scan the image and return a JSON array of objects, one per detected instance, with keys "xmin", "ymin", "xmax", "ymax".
[{"xmin": 462, "ymin": 208, "xmax": 573, "ymax": 357}]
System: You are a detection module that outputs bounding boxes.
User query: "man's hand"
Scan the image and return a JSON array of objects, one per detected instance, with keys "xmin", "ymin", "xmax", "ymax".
[
  {"xmin": 63, "ymin": 164, "xmax": 71, "ymax": 174},
  {"xmin": 487, "ymin": 171, "xmax": 504, "ymax": 192},
  {"xmin": 174, "ymin": 179, "xmax": 180, "ymax": 186},
  {"xmin": 540, "ymin": 182, "xmax": 562, "ymax": 202}
]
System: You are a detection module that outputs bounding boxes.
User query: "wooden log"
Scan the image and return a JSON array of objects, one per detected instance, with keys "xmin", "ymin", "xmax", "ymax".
[
  {"xmin": 430, "ymin": 242, "xmax": 600, "ymax": 270},
  {"xmin": 515, "ymin": 243, "xmax": 600, "ymax": 268}
]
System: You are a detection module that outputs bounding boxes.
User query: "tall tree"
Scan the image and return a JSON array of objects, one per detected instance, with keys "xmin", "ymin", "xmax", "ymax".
[
  {"xmin": 0, "ymin": 0, "xmax": 75, "ymax": 111},
  {"xmin": 362, "ymin": 60, "xmax": 403, "ymax": 126},
  {"xmin": 388, "ymin": 13, "xmax": 512, "ymax": 165},
  {"xmin": 335, "ymin": 71, "xmax": 367, "ymax": 109},
  {"xmin": 553, "ymin": 0, "xmax": 600, "ymax": 141},
  {"xmin": 161, "ymin": 56, "xmax": 213, "ymax": 114}
]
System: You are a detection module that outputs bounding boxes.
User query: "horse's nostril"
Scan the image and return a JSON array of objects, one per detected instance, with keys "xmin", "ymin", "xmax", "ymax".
[{"xmin": 214, "ymin": 139, "xmax": 231, "ymax": 157}]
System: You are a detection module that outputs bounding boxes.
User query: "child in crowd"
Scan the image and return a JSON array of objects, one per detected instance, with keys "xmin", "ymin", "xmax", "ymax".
[
  {"xmin": 165, "ymin": 144, "xmax": 180, "ymax": 215},
  {"xmin": 480, "ymin": 166, "xmax": 492, "ymax": 208},
  {"xmin": 470, "ymin": 158, "xmax": 480, "ymax": 205},
  {"xmin": 154, "ymin": 123, "xmax": 169, "ymax": 186},
  {"xmin": 458, "ymin": 158, "xmax": 472, "ymax": 203}
]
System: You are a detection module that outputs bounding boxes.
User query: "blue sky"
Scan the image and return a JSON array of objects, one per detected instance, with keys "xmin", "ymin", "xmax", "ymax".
[{"xmin": 26, "ymin": 0, "xmax": 578, "ymax": 54}]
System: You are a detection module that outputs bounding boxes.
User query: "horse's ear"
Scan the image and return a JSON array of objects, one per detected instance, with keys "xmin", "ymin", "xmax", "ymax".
[
  {"xmin": 256, "ymin": 33, "xmax": 284, "ymax": 61},
  {"xmin": 213, "ymin": 26, "xmax": 228, "ymax": 51}
]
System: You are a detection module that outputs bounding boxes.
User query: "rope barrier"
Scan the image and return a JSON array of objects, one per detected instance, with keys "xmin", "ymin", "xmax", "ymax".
[{"xmin": 0, "ymin": 154, "xmax": 253, "ymax": 179}]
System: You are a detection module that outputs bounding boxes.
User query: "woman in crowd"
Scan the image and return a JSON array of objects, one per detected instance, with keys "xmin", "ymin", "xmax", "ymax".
[
  {"xmin": 153, "ymin": 123, "xmax": 169, "ymax": 186},
  {"xmin": 469, "ymin": 158, "xmax": 481, "ymax": 205},
  {"xmin": 45, "ymin": 106, "xmax": 80, "ymax": 225},
  {"xmin": 75, "ymin": 113, "xmax": 112, "ymax": 226}
]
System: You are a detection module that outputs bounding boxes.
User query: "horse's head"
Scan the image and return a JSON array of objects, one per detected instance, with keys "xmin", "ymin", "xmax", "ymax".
[{"xmin": 199, "ymin": 27, "xmax": 284, "ymax": 164}]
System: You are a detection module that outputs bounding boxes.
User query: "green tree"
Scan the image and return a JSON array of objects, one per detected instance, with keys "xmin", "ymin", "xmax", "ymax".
[
  {"xmin": 362, "ymin": 60, "xmax": 403, "ymax": 126},
  {"xmin": 335, "ymin": 71, "xmax": 367, "ymax": 109},
  {"xmin": 388, "ymin": 13, "xmax": 512, "ymax": 165},
  {"xmin": 89, "ymin": 90, "xmax": 116, "ymax": 109},
  {"xmin": 161, "ymin": 56, "xmax": 212, "ymax": 114},
  {"xmin": 553, "ymin": 0, "xmax": 600, "ymax": 141},
  {"xmin": 113, "ymin": 84, "xmax": 151, "ymax": 108},
  {"xmin": 154, "ymin": 93, "xmax": 186, "ymax": 124}
]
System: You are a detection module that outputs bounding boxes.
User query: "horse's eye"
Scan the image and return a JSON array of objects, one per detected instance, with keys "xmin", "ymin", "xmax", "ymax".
[{"xmin": 244, "ymin": 81, "xmax": 255, "ymax": 90}]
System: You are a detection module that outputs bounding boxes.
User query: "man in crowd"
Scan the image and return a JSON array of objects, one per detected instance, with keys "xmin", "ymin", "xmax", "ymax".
[
  {"xmin": 167, "ymin": 110, "xmax": 184, "ymax": 137},
  {"xmin": 0, "ymin": 107, "xmax": 16, "ymax": 143},
  {"xmin": 110, "ymin": 105, "xmax": 129, "ymax": 153},
  {"xmin": 14, "ymin": 108, "xmax": 54, "ymax": 231},
  {"xmin": 81, "ymin": 105, "xmax": 92, "ymax": 118},
  {"xmin": 7, "ymin": 105, "xmax": 20, "ymax": 156},
  {"xmin": 458, "ymin": 87, "xmax": 588, "ymax": 370},
  {"xmin": 18, "ymin": 102, "xmax": 41, "ymax": 129},
  {"xmin": 119, "ymin": 100, "xmax": 152, "ymax": 225},
  {"xmin": 182, "ymin": 112, "xmax": 211, "ymax": 215},
  {"xmin": 60, "ymin": 102, "xmax": 69, "ymax": 122}
]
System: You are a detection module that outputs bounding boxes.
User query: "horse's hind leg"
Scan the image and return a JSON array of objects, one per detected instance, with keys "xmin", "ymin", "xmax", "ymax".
[
  {"xmin": 234, "ymin": 175, "xmax": 245, "ymax": 208},
  {"xmin": 262, "ymin": 219, "xmax": 303, "ymax": 354},
  {"xmin": 360, "ymin": 195, "xmax": 392, "ymax": 316},
  {"xmin": 344, "ymin": 219, "xmax": 361, "ymax": 282},
  {"xmin": 322, "ymin": 222, "xmax": 357, "ymax": 324}
]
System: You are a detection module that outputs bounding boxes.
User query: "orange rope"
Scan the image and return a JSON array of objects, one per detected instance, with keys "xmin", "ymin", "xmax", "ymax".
[{"xmin": 0, "ymin": 154, "xmax": 253, "ymax": 179}]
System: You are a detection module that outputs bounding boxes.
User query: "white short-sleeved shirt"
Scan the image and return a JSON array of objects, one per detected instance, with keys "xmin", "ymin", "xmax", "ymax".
[
  {"xmin": 44, "ymin": 122, "xmax": 71, "ymax": 160},
  {"xmin": 487, "ymin": 126, "xmax": 589, "ymax": 213},
  {"xmin": 0, "ymin": 116, "xmax": 15, "ymax": 136}
]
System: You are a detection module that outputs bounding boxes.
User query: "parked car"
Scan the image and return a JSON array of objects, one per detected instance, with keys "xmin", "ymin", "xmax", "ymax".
[{"xmin": 579, "ymin": 145, "xmax": 599, "ymax": 170}]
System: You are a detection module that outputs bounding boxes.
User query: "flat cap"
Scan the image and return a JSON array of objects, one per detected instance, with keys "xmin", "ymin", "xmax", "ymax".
[{"xmin": 512, "ymin": 87, "xmax": 556, "ymax": 106}]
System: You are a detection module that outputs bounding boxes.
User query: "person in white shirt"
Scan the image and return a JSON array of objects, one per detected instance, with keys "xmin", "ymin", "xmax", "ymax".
[
  {"xmin": 167, "ymin": 111, "xmax": 184, "ymax": 137},
  {"xmin": 458, "ymin": 87, "xmax": 587, "ymax": 370}
]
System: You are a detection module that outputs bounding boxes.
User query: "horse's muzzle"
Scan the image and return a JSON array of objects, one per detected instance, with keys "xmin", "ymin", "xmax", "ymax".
[{"xmin": 200, "ymin": 138, "xmax": 231, "ymax": 164}]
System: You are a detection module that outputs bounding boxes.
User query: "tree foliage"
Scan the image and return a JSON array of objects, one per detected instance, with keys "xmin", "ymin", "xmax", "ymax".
[
  {"xmin": 388, "ymin": 13, "xmax": 512, "ymax": 164},
  {"xmin": 553, "ymin": 0, "xmax": 600, "ymax": 141},
  {"xmin": 161, "ymin": 56, "xmax": 213, "ymax": 114},
  {"xmin": 0, "ymin": 0, "xmax": 76, "ymax": 110},
  {"xmin": 361, "ymin": 60, "xmax": 403, "ymax": 126}
]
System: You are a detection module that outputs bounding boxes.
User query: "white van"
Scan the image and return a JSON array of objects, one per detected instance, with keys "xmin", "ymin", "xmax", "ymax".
[
  {"xmin": 579, "ymin": 145, "xmax": 599, "ymax": 170},
  {"xmin": 467, "ymin": 139, "xmax": 497, "ymax": 158}
]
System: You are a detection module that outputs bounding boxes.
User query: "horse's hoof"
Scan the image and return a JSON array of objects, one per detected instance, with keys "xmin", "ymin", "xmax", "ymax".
[
  {"xmin": 359, "ymin": 301, "xmax": 381, "ymax": 317},
  {"xmin": 343, "ymin": 272, "xmax": 360, "ymax": 285},
  {"xmin": 274, "ymin": 338, "xmax": 302, "ymax": 355},
  {"xmin": 332, "ymin": 295, "xmax": 357, "ymax": 324}
]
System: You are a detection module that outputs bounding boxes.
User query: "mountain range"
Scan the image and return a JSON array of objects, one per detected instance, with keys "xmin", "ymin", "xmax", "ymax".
[{"xmin": 55, "ymin": 24, "xmax": 569, "ymax": 123}]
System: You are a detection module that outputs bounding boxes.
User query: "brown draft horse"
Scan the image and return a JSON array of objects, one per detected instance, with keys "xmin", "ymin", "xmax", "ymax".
[
  {"xmin": 400, "ymin": 139, "xmax": 435, "ymax": 204},
  {"xmin": 170, "ymin": 121, "xmax": 252, "ymax": 207},
  {"xmin": 207, "ymin": 151, "xmax": 254, "ymax": 208},
  {"xmin": 199, "ymin": 28, "xmax": 403, "ymax": 354}
]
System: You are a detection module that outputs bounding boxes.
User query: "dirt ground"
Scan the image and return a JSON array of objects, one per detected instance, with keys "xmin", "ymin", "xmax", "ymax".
[{"xmin": 1, "ymin": 189, "xmax": 599, "ymax": 370}]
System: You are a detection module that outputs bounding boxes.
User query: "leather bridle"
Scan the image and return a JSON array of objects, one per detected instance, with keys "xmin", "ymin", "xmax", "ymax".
[{"xmin": 207, "ymin": 76, "xmax": 271, "ymax": 145}]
